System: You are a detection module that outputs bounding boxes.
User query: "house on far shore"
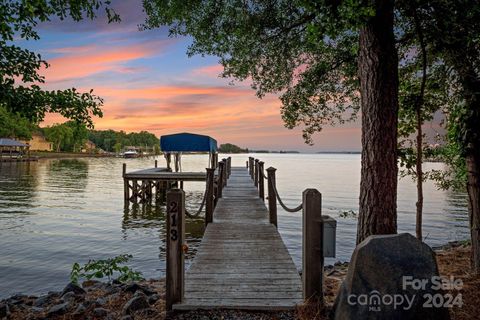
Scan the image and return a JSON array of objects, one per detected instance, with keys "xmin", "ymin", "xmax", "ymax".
[
  {"xmin": 21, "ymin": 132, "xmax": 52, "ymax": 151},
  {"xmin": 82, "ymin": 140, "xmax": 104, "ymax": 153}
]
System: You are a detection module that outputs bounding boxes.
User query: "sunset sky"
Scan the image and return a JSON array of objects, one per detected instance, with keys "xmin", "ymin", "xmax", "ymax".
[{"xmin": 23, "ymin": 0, "xmax": 362, "ymax": 152}]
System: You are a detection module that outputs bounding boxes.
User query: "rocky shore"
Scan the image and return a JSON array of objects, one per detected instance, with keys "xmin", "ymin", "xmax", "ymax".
[
  {"xmin": 0, "ymin": 279, "xmax": 166, "ymax": 320},
  {"xmin": 1, "ymin": 241, "xmax": 477, "ymax": 320}
]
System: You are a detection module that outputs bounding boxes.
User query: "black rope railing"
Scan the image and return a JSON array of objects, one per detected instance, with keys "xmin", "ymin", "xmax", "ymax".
[
  {"xmin": 185, "ymin": 185, "xmax": 209, "ymax": 218},
  {"xmin": 270, "ymin": 180, "xmax": 303, "ymax": 213},
  {"xmin": 259, "ymin": 167, "xmax": 302, "ymax": 213}
]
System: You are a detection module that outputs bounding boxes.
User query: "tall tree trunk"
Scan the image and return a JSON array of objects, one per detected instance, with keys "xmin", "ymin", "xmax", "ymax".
[
  {"xmin": 466, "ymin": 142, "xmax": 480, "ymax": 274},
  {"xmin": 415, "ymin": 109, "xmax": 424, "ymax": 240},
  {"xmin": 464, "ymin": 80, "xmax": 480, "ymax": 274},
  {"xmin": 413, "ymin": 7, "xmax": 427, "ymax": 241},
  {"xmin": 357, "ymin": 0, "xmax": 399, "ymax": 244}
]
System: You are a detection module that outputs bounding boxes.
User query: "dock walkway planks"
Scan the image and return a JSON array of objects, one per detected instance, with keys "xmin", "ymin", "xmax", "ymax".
[{"xmin": 174, "ymin": 167, "xmax": 302, "ymax": 310}]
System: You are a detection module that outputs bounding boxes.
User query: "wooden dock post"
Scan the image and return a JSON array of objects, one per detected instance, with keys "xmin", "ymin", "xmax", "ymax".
[
  {"xmin": 266, "ymin": 167, "xmax": 278, "ymax": 227},
  {"xmin": 254, "ymin": 159, "xmax": 259, "ymax": 187},
  {"xmin": 258, "ymin": 161, "xmax": 265, "ymax": 200},
  {"xmin": 222, "ymin": 159, "xmax": 228, "ymax": 187},
  {"xmin": 205, "ymin": 168, "xmax": 215, "ymax": 225},
  {"xmin": 302, "ymin": 189, "xmax": 323, "ymax": 303},
  {"xmin": 166, "ymin": 189, "xmax": 185, "ymax": 310},
  {"xmin": 248, "ymin": 157, "xmax": 254, "ymax": 179},
  {"xmin": 227, "ymin": 157, "xmax": 231, "ymax": 177},
  {"xmin": 217, "ymin": 161, "xmax": 225, "ymax": 199},
  {"xmin": 123, "ymin": 163, "xmax": 129, "ymax": 202}
]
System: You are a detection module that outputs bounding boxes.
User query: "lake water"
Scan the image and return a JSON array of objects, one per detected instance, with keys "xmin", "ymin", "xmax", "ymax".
[{"xmin": 0, "ymin": 154, "xmax": 469, "ymax": 298}]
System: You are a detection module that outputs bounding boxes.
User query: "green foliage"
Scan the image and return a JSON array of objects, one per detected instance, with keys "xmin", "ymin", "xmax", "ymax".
[
  {"xmin": 44, "ymin": 123, "xmax": 74, "ymax": 152},
  {"xmin": 88, "ymin": 129, "xmax": 159, "ymax": 152},
  {"xmin": 396, "ymin": 0, "xmax": 480, "ymax": 193},
  {"xmin": 43, "ymin": 121, "xmax": 88, "ymax": 152},
  {"xmin": 0, "ymin": 105, "xmax": 34, "ymax": 139},
  {"xmin": 0, "ymin": 0, "xmax": 120, "ymax": 126},
  {"xmin": 154, "ymin": 144, "xmax": 161, "ymax": 155},
  {"xmin": 142, "ymin": 0, "xmax": 374, "ymax": 144},
  {"xmin": 113, "ymin": 142, "xmax": 122, "ymax": 154},
  {"xmin": 218, "ymin": 143, "xmax": 248, "ymax": 153},
  {"xmin": 70, "ymin": 254, "xmax": 144, "ymax": 284}
]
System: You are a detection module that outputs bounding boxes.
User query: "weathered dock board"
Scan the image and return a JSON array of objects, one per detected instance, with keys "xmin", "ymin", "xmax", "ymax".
[{"xmin": 174, "ymin": 167, "xmax": 302, "ymax": 310}]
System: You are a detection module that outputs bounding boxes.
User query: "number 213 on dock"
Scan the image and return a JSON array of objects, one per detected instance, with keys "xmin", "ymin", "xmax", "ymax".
[{"xmin": 169, "ymin": 201, "xmax": 178, "ymax": 241}]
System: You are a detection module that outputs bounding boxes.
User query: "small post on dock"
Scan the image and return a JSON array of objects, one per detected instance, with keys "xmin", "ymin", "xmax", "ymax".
[
  {"xmin": 267, "ymin": 167, "xmax": 278, "ymax": 227},
  {"xmin": 249, "ymin": 157, "xmax": 254, "ymax": 179},
  {"xmin": 227, "ymin": 157, "xmax": 231, "ymax": 177},
  {"xmin": 155, "ymin": 160, "xmax": 158, "ymax": 168},
  {"xmin": 258, "ymin": 161, "xmax": 265, "ymax": 201},
  {"xmin": 217, "ymin": 161, "xmax": 225, "ymax": 199},
  {"xmin": 166, "ymin": 189, "xmax": 185, "ymax": 310},
  {"xmin": 222, "ymin": 159, "xmax": 228, "ymax": 187},
  {"xmin": 205, "ymin": 168, "xmax": 215, "ymax": 225},
  {"xmin": 254, "ymin": 159, "xmax": 259, "ymax": 187},
  {"xmin": 302, "ymin": 189, "xmax": 323, "ymax": 303},
  {"xmin": 123, "ymin": 163, "xmax": 129, "ymax": 202}
]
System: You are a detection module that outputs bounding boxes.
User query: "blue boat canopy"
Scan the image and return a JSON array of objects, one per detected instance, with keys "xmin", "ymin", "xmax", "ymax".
[{"xmin": 160, "ymin": 133, "xmax": 217, "ymax": 153}]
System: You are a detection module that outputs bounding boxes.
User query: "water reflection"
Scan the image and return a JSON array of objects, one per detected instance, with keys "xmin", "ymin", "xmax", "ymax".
[
  {"xmin": 45, "ymin": 159, "xmax": 88, "ymax": 190},
  {"xmin": 0, "ymin": 163, "xmax": 38, "ymax": 221},
  {"xmin": 0, "ymin": 155, "xmax": 470, "ymax": 298},
  {"xmin": 122, "ymin": 194, "xmax": 205, "ymax": 261}
]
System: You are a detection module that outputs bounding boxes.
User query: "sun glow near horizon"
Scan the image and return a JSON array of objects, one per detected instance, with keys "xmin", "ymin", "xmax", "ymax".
[{"xmin": 34, "ymin": 1, "xmax": 361, "ymax": 152}]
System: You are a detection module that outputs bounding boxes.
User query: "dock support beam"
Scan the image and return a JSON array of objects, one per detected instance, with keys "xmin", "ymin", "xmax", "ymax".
[
  {"xmin": 302, "ymin": 189, "xmax": 323, "ymax": 303},
  {"xmin": 258, "ymin": 161, "xmax": 265, "ymax": 201},
  {"xmin": 266, "ymin": 167, "xmax": 277, "ymax": 228},
  {"xmin": 123, "ymin": 163, "xmax": 129, "ymax": 202},
  {"xmin": 205, "ymin": 168, "xmax": 215, "ymax": 225},
  {"xmin": 166, "ymin": 189, "xmax": 185, "ymax": 310}
]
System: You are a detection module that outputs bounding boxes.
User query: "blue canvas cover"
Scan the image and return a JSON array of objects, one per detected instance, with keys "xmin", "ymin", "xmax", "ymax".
[{"xmin": 160, "ymin": 133, "xmax": 217, "ymax": 152}]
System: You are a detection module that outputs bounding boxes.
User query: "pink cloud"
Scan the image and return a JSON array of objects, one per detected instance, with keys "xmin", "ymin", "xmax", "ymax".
[
  {"xmin": 41, "ymin": 40, "xmax": 170, "ymax": 82},
  {"xmin": 191, "ymin": 64, "xmax": 224, "ymax": 77}
]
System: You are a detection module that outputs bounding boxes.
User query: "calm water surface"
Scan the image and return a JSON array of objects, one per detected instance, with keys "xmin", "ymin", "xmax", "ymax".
[{"xmin": 0, "ymin": 154, "xmax": 469, "ymax": 298}]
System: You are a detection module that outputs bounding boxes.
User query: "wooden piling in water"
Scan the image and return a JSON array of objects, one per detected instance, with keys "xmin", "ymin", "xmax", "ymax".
[
  {"xmin": 166, "ymin": 189, "xmax": 185, "ymax": 310},
  {"xmin": 302, "ymin": 189, "xmax": 323, "ymax": 303},
  {"xmin": 132, "ymin": 180, "xmax": 138, "ymax": 203},
  {"xmin": 123, "ymin": 163, "xmax": 129, "ymax": 202}
]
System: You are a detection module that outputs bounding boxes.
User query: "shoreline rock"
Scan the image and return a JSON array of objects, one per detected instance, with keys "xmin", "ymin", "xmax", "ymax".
[{"xmin": 0, "ymin": 279, "xmax": 166, "ymax": 320}]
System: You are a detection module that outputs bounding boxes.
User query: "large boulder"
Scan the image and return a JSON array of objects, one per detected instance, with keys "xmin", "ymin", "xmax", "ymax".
[{"xmin": 333, "ymin": 233, "xmax": 452, "ymax": 320}]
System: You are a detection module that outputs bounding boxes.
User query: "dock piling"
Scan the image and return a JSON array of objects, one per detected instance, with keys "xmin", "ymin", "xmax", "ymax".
[
  {"xmin": 166, "ymin": 189, "xmax": 185, "ymax": 310},
  {"xmin": 258, "ymin": 161, "xmax": 265, "ymax": 201},
  {"xmin": 302, "ymin": 189, "xmax": 323, "ymax": 302},
  {"xmin": 205, "ymin": 168, "xmax": 215, "ymax": 225},
  {"xmin": 266, "ymin": 167, "xmax": 278, "ymax": 227}
]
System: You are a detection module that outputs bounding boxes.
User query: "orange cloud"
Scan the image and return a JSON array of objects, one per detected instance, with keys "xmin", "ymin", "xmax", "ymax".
[{"xmin": 41, "ymin": 41, "xmax": 169, "ymax": 82}]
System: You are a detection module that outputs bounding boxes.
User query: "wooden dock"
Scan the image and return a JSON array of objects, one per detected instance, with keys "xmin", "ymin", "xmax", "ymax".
[{"xmin": 173, "ymin": 167, "xmax": 303, "ymax": 310}]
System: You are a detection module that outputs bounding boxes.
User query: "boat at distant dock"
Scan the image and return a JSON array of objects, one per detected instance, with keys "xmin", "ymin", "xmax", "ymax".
[{"xmin": 123, "ymin": 150, "xmax": 139, "ymax": 158}]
